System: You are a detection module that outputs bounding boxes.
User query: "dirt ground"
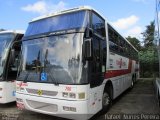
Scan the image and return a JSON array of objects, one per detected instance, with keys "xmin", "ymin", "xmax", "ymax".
[{"xmin": 0, "ymin": 78, "xmax": 159, "ymax": 120}]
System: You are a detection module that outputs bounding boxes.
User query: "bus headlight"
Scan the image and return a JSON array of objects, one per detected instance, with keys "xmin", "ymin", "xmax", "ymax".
[
  {"xmin": 62, "ymin": 92, "xmax": 85, "ymax": 99},
  {"xmin": 16, "ymin": 86, "xmax": 24, "ymax": 91},
  {"xmin": 62, "ymin": 92, "xmax": 76, "ymax": 99},
  {"xmin": 16, "ymin": 98, "xmax": 23, "ymax": 103},
  {"xmin": 16, "ymin": 87, "xmax": 20, "ymax": 91},
  {"xmin": 69, "ymin": 93, "xmax": 76, "ymax": 98}
]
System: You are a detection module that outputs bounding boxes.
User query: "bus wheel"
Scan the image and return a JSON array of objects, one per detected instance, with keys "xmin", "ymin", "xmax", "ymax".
[
  {"xmin": 158, "ymin": 97, "xmax": 160, "ymax": 107},
  {"xmin": 130, "ymin": 79, "xmax": 134, "ymax": 89},
  {"xmin": 158, "ymin": 92, "xmax": 160, "ymax": 107},
  {"xmin": 102, "ymin": 89, "xmax": 112, "ymax": 112}
]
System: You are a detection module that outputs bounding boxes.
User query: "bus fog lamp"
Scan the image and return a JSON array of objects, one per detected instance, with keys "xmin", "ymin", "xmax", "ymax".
[
  {"xmin": 63, "ymin": 106, "xmax": 76, "ymax": 112},
  {"xmin": 63, "ymin": 106, "xmax": 70, "ymax": 111}
]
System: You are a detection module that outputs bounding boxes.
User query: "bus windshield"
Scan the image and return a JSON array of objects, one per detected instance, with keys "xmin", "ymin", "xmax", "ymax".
[
  {"xmin": 0, "ymin": 33, "xmax": 14, "ymax": 76},
  {"xmin": 17, "ymin": 33, "xmax": 86, "ymax": 84},
  {"xmin": 25, "ymin": 10, "xmax": 89, "ymax": 36}
]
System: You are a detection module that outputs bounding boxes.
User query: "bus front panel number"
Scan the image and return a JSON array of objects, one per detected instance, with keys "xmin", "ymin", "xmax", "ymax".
[{"xmin": 65, "ymin": 86, "xmax": 71, "ymax": 91}]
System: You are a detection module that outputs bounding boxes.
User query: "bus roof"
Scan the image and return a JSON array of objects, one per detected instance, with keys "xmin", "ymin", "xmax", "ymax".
[
  {"xmin": 31, "ymin": 6, "xmax": 105, "ymax": 22},
  {"xmin": 0, "ymin": 30, "xmax": 24, "ymax": 35}
]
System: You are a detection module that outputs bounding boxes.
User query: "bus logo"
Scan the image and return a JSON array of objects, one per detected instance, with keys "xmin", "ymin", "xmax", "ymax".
[
  {"xmin": 37, "ymin": 90, "xmax": 42, "ymax": 96},
  {"xmin": 116, "ymin": 58, "xmax": 126, "ymax": 68}
]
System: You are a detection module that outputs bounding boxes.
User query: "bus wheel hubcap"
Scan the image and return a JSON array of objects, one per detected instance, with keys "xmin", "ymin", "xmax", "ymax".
[
  {"xmin": 103, "ymin": 93, "xmax": 110, "ymax": 106},
  {"xmin": 131, "ymin": 81, "xmax": 134, "ymax": 87}
]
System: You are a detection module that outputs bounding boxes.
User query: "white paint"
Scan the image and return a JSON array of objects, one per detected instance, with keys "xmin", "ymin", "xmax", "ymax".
[{"xmin": 0, "ymin": 81, "xmax": 16, "ymax": 103}]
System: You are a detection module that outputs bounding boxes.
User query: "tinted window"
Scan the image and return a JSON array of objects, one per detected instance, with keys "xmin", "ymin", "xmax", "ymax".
[
  {"xmin": 18, "ymin": 33, "xmax": 87, "ymax": 84},
  {"xmin": 108, "ymin": 27, "xmax": 119, "ymax": 51},
  {"xmin": 25, "ymin": 11, "xmax": 89, "ymax": 36},
  {"xmin": 119, "ymin": 36, "xmax": 125, "ymax": 55},
  {"xmin": 108, "ymin": 25, "xmax": 138, "ymax": 60},
  {"xmin": 92, "ymin": 13, "xmax": 105, "ymax": 37}
]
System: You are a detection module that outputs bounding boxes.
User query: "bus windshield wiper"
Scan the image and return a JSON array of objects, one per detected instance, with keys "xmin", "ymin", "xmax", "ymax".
[
  {"xmin": 23, "ymin": 71, "xmax": 30, "ymax": 83},
  {"xmin": 24, "ymin": 50, "xmax": 40, "ymax": 83},
  {"xmin": 43, "ymin": 49, "xmax": 58, "ymax": 85}
]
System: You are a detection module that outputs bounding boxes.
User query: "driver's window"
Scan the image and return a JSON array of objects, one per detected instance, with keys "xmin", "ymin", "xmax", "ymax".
[{"xmin": 6, "ymin": 35, "xmax": 23, "ymax": 81}]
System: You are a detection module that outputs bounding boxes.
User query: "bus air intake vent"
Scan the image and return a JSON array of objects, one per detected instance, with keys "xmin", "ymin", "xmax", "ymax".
[
  {"xmin": 26, "ymin": 100, "xmax": 58, "ymax": 112},
  {"xmin": 26, "ymin": 88, "xmax": 58, "ymax": 96}
]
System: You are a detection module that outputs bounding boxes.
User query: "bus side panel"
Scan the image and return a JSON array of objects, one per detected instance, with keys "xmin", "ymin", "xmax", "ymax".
[
  {"xmin": 88, "ymin": 84, "xmax": 104, "ymax": 115},
  {"xmin": 105, "ymin": 52, "xmax": 133, "ymax": 99},
  {"xmin": 0, "ymin": 81, "xmax": 16, "ymax": 103},
  {"xmin": 109, "ymin": 74, "xmax": 132, "ymax": 99}
]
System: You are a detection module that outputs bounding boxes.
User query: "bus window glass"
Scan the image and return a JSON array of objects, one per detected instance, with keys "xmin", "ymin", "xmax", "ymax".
[
  {"xmin": 0, "ymin": 34, "xmax": 14, "ymax": 76},
  {"xmin": 108, "ymin": 27, "xmax": 119, "ymax": 52},
  {"xmin": 25, "ymin": 11, "xmax": 89, "ymax": 36},
  {"xmin": 92, "ymin": 13, "xmax": 105, "ymax": 37},
  {"xmin": 18, "ymin": 33, "xmax": 87, "ymax": 84}
]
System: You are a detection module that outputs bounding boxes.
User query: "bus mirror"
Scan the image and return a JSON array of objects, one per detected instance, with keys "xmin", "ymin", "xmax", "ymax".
[
  {"xmin": 86, "ymin": 28, "xmax": 93, "ymax": 38},
  {"xmin": 84, "ymin": 39, "xmax": 92, "ymax": 60},
  {"xmin": 10, "ymin": 49, "xmax": 15, "ymax": 64}
]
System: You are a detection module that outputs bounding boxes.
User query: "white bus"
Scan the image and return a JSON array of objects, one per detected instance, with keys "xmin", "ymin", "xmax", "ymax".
[
  {"xmin": 0, "ymin": 30, "xmax": 23, "ymax": 103},
  {"xmin": 16, "ymin": 6, "xmax": 139, "ymax": 119}
]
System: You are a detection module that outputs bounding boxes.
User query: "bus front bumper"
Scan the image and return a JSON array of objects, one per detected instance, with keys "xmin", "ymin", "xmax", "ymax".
[{"xmin": 16, "ymin": 92, "xmax": 92, "ymax": 120}]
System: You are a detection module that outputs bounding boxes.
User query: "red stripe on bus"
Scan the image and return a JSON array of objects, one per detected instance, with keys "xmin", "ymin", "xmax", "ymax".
[{"xmin": 105, "ymin": 60, "xmax": 132, "ymax": 79}]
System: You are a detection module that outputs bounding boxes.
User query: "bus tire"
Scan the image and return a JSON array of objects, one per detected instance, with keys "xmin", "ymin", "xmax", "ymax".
[
  {"xmin": 134, "ymin": 74, "xmax": 137, "ymax": 82},
  {"xmin": 130, "ymin": 79, "xmax": 134, "ymax": 89},
  {"xmin": 158, "ymin": 91, "xmax": 160, "ymax": 107},
  {"xmin": 102, "ymin": 87, "xmax": 112, "ymax": 113}
]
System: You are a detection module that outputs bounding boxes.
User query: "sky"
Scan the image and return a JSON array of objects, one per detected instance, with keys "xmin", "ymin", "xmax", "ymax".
[{"xmin": 0, "ymin": 0, "xmax": 155, "ymax": 40}]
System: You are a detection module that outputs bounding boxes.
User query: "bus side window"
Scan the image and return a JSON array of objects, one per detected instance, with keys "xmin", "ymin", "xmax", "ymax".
[
  {"xmin": 6, "ymin": 42, "xmax": 21, "ymax": 81},
  {"xmin": 6, "ymin": 33, "xmax": 23, "ymax": 81},
  {"xmin": 92, "ymin": 13, "xmax": 106, "ymax": 37},
  {"xmin": 108, "ymin": 26, "xmax": 119, "ymax": 52},
  {"xmin": 119, "ymin": 37, "xmax": 125, "ymax": 55}
]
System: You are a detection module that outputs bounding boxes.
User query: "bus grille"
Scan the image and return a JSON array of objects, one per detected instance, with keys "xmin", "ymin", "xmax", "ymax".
[
  {"xmin": 26, "ymin": 100, "xmax": 58, "ymax": 112},
  {"xmin": 26, "ymin": 88, "xmax": 58, "ymax": 96}
]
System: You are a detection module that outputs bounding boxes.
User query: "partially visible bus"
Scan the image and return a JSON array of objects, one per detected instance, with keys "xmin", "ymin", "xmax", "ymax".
[
  {"xmin": 0, "ymin": 30, "xmax": 23, "ymax": 103},
  {"xmin": 16, "ymin": 6, "xmax": 139, "ymax": 119},
  {"xmin": 154, "ymin": 0, "xmax": 160, "ymax": 107}
]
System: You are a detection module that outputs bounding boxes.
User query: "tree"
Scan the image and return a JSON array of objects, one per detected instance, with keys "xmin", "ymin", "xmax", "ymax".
[
  {"xmin": 142, "ymin": 21, "xmax": 155, "ymax": 47},
  {"xmin": 126, "ymin": 36, "xmax": 141, "ymax": 50},
  {"xmin": 139, "ymin": 47, "xmax": 159, "ymax": 77},
  {"xmin": 139, "ymin": 21, "xmax": 159, "ymax": 77}
]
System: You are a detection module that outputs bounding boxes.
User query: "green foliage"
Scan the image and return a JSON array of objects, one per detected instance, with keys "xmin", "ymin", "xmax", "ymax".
[
  {"xmin": 142, "ymin": 21, "xmax": 155, "ymax": 47},
  {"xmin": 126, "ymin": 36, "xmax": 141, "ymax": 50},
  {"xmin": 139, "ymin": 21, "xmax": 159, "ymax": 77},
  {"xmin": 139, "ymin": 47, "xmax": 158, "ymax": 64},
  {"xmin": 134, "ymin": 21, "xmax": 158, "ymax": 78}
]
